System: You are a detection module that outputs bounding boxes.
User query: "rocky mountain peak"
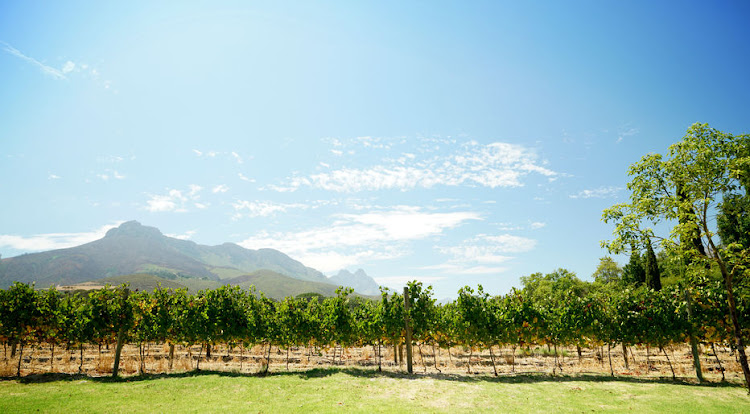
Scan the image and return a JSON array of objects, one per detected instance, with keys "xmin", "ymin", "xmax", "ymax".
[{"xmin": 104, "ymin": 221, "xmax": 163, "ymax": 239}]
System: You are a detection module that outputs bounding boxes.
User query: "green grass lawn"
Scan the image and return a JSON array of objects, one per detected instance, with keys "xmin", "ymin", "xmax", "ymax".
[{"xmin": 1, "ymin": 368, "xmax": 748, "ymax": 413}]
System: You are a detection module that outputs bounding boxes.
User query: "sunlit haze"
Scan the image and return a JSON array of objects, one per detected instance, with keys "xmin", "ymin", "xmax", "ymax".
[{"xmin": 2, "ymin": 1, "xmax": 749, "ymax": 298}]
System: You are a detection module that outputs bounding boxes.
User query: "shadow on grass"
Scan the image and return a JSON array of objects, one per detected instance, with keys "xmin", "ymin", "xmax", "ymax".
[{"xmin": 1, "ymin": 367, "xmax": 744, "ymax": 390}]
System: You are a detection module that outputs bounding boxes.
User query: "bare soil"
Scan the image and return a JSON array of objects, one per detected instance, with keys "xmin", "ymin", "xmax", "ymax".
[{"xmin": 0, "ymin": 341, "xmax": 744, "ymax": 384}]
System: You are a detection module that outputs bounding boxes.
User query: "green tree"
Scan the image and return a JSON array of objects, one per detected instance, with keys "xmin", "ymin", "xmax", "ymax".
[
  {"xmin": 644, "ymin": 239, "xmax": 662, "ymax": 291},
  {"xmin": 592, "ymin": 257, "xmax": 623, "ymax": 284},
  {"xmin": 602, "ymin": 122, "xmax": 750, "ymax": 391},
  {"xmin": 622, "ymin": 247, "xmax": 646, "ymax": 287}
]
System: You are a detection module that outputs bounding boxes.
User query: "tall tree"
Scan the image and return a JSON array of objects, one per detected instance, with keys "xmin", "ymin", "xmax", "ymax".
[
  {"xmin": 621, "ymin": 247, "xmax": 646, "ymax": 287},
  {"xmin": 602, "ymin": 123, "xmax": 750, "ymax": 391},
  {"xmin": 644, "ymin": 239, "xmax": 662, "ymax": 291}
]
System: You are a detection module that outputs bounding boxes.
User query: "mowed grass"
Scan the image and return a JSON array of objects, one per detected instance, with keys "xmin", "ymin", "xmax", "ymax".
[{"xmin": 1, "ymin": 368, "xmax": 748, "ymax": 413}]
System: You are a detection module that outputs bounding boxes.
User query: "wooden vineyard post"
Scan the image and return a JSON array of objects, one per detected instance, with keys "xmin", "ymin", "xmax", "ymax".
[
  {"xmin": 403, "ymin": 287, "xmax": 414, "ymax": 374},
  {"xmin": 112, "ymin": 287, "xmax": 130, "ymax": 378}
]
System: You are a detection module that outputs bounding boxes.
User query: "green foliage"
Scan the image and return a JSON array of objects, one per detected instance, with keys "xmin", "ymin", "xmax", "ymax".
[
  {"xmin": 2, "ymin": 277, "xmax": 749, "ymax": 375},
  {"xmin": 622, "ymin": 248, "xmax": 646, "ymax": 287},
  {"xmin": 592, "ymin": 257, "xmax": 622, "ymax": 285}
]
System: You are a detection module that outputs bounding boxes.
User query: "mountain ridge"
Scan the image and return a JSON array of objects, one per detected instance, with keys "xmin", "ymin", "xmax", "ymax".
[{"xmin": 0, "ymin": 221, "xmax": 332, "ymax": 292}]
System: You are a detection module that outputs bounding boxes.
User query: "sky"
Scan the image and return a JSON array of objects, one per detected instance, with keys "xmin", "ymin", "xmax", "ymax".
[{"xmin": 1, "ymin": 1, "xmax": 749, "ymax": 298}]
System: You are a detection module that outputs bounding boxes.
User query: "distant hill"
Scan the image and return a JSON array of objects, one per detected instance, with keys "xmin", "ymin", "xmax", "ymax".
[
  {"xmin": 0, "ymin": 221, "xmax": 357, "ymax": 297},
  {"xmin": 224, "ymin": 269, "xmax": 352, "ymax": 299},
  {"xmin": 59, "ymin": 273, "xmax": 188, "ymax": 292},
  {"xmin": 328, "ymin": 269, "xmax": 380, "ymax": 296}
]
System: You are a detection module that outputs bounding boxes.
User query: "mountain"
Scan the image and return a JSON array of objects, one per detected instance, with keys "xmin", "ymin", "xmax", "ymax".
[
  {"xmin": 328, "ymin": 269, "xmax": 380, "ymax": 296},
  {"xmin": 224, "ymin": 269, "xmax": 353, "ymax": 299},
  {"xmin": 0, "ymin": 221, "xmax": 334, "ymax": 295}
]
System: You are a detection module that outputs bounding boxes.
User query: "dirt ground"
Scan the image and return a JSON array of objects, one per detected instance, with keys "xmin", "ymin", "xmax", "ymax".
[{"xmin": 0, "ymin": 341, "xmax": 744, "ymax": 384}]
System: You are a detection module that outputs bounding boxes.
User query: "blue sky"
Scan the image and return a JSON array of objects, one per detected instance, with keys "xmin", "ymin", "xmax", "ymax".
[{"xmin": 1, "ymin": 1, "xmax": 749, "ymax": 298}]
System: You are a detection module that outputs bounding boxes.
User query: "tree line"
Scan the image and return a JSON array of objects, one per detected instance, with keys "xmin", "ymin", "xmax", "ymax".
[{"xmin": 0, "ymin": 277, "xmax": 747, "ymax": 378}]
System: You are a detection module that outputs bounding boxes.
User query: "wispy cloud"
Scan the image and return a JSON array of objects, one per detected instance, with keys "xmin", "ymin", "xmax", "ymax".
[
  {"xmin": 238, "ymin": 173, "xmax": 255, "ymax": 183},
  {"xmin": 1, "ymin": 41, "xmax": 113, "ymax": 91},
  {"xmin": 212, "ymin": 184, "xmax": 229, "ymax": 193},
  {"xmin": 193, "ymin": 149, "xmax": 245, "ymax": 164},
  {"xmin": 166, "ymin": 230, "xmax": 197, "ymax": 240},
  {"xmin": 272, "ymin": 141, "xmax": 556, "ymax": 192},
  {"xmin": 1, "ymin": 41, "xmax": 66, "ymax": 80},
  {"xmin": 425, "ymin": 233, "xmax": 537, "ymax": 276},
  {"xmin": 237, "ymin": 206, "xmax": 480, "ymax": 272},
  {"xmin": 144, "ymin": 185, "xmax": 203, "ymax": 212},
  {"xmin": 616, "ymin": 126, "xmax": 639, "ymax": 143},
  {"xmin": 569, "ymin": 186, "xmax": 620, "ymax": 199},
  {"xmin": 48, "ymin": 174, "xmax": 61, "ymax": 180},
  {"xmin": 231, "ymin": 200, "xmax": 309, "ymax": 219},
  {"xmin": 0, "ymin": 222, "xmax": 123, "ymax": 252},
  {"xmin": 530, "ymin": 221, "xmax": 546, "ymax": 230},
  {"xmin": 96, "ymin": 169, "xmax": 125, "ymax": 181}
]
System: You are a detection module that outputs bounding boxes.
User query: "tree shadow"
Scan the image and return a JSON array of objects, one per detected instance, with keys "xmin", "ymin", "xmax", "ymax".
[{"xmin": 1, "ymin": 367, "xmax": 744, "ymax": 389}]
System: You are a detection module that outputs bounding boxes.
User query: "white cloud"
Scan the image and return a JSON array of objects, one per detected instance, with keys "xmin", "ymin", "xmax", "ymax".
[
  {"xmin": 97, "ymin": 155, "xmax": 124, "ymax": 163},
  {"xmin": 331, "ymin": 149, "xmax": 343, "ymax": 156},
  {"xmin": 0, "ymin": 222, "xmax": 124, "ymax": 252},
  {"xmin": 1, "ymin": 41, "xmax": 66, "ymax": 80},
  {"xmin": 529, "ymin": 221, "xmax": 546, "ymax": 230},
  {"xmin": 274, "ymin": 141, "xmax": 556, "ymax": 192},
  {"xmin": 48, "ymin": 174, "xmax": 61, "ymax": 180},
  {"xmin": 231, "ymin": 152, "xmax": 243, "ymax": 164},
  {"xmin": 237, "ymin": 206, "xmax": 480, "ymax": 272},
  {"xmin": 419, "ymin": 263, "xmax": 509, "ymax": 275},
  {"xmin": 166, "ymin": 230, "xmax": 196, "ymax": 240},
  {"xmin": 145, "ymin": 185, "xmax": 203, "ymax": 212},
  {"xmin": 231, "ymin": 200, "xmax": 308, "ymax": 219},
  {"xmin": 427, "ymin": 233, "xmax": 536, "ymax": 276},
  {"xmin": 617, "ymin": 126, "xmax": 639, "ymax": 143},
  {"xmin": 212, "ymin": 184, "xmax": 229, "ymax": 193},
  {"xmin": 238, "ymin": 173, "xmax": 255, "ymax": 183},
  {"xmin": 193, "ymin": 149, "xmax": 203, "ymax": 156},
  {"xmin": 569, "ymin": 186, "xmax": 620, "ymax": 199},
  {"xmin": 62, "ymin": 61, "xmax": 75, "ymax": 74}
]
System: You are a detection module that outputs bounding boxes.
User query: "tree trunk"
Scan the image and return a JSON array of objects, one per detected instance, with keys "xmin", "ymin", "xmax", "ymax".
[
  {"xmin": 577, "ymin": 345, "xmax": 582, "ymax": 363},
  {"xmin": 50, "ymin": 344, "xmax": 55, "ymax": 372},
  {"xmin": 622, "ymin": 343, "xmax": 629, "ymax": 370},
  {"xmin": 432, "ymin": 343, "xmax": 441, "ymax": 373},
  {"xmin": 398, "ymin": 343, "xmax": 404, "ymax": 367},
  {"xmin": 711, "ymin": 343, "xmax": 725, "ymax": 382},
  {"xmin": 418, "ymin": 344, "xmax": 426, "ymax": 372},
  {"xmin": 607, "ymin": 344, "xmax": 613, "ymax": 377},
  {"xmin": 662, "ymin": 346, "xmax": 675, "ymax": 380},
  {"xmin": 197, "ymin": 344, "xmax": 203, "ymax": 371},
  {"xmin": 489, "ymin": 345, "xmax": 498, "ymax": 376},
  {"xmin": 723, "ymin": 270, "xmax": 750, "ymax": 392},
  {"xmin": 79, "ymin": 344, "xmax": 84, "ymax": 374},
  {"xmin": 377, "ymin": 340, "xmax": 382, "ymax": 372},
  {"xmin": 467, "ymin": 347, "xmax": 473, "ymax": 374},
  {"xmin": 16, "ymin": 343, "xmax": 23, "ymax": 377},
  {"xmin": 263, "ymin": 343, "xmax": 272, "ymax": 374},
  {"xmin": 684, "ymin": 287, "xmax": 704, "ymax": 383},
  {"xmin": 206, "ymin": 343, "xmax": 211, "ymax": 359},
  {"xmin": 169, "ymin": 343, "xmax": 175, "ymax": 371}
]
